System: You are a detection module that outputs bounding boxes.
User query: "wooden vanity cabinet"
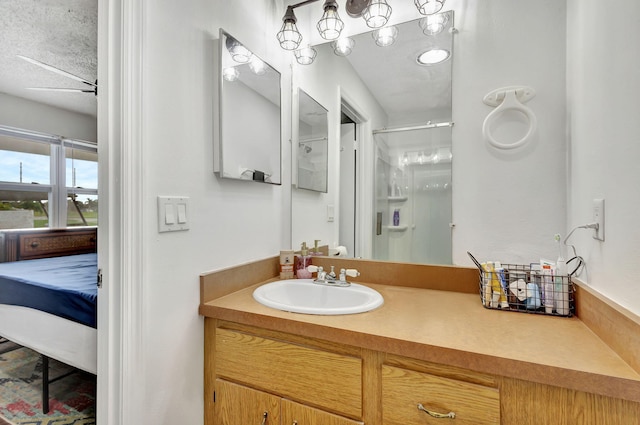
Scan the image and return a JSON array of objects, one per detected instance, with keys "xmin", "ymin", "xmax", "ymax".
[
  {"xmin": 205, "ymin": 320, "xmax": 640, "ymax": 425},
  {"xmin": 214, "ymin": 379, "xmax": 363, "ymax": 425},
  {"xmin": 381, "ymin": 364, "xmax": 500, "ymax": 424},
  {"xmin": 210, "ymin": 323, "xmax": 364, "ymax": 425},
  {"xmin": 282, "ymin": 399, "xmax": 364, "ymax": 425},
  {"xmin": 214, "ymin": 379, "xmax": 280, "ymax": 425}
]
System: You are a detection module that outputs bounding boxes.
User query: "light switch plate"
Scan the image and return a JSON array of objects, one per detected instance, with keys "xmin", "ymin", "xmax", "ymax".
[
  {"xmin": 327, "ymin": 204, "xmax": 335, "ymax": 222},
  {"xmin": 158, "ymin": 196, "xmax": 190, "ymax": 233}
]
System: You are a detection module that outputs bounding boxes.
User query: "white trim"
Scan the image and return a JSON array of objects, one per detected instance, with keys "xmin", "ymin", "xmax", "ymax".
[
  {"xmin": 339, "ymin": 88, "xmax": 373, "ymax": 260},
  {"xmin": 51, "ymin": 144, "xmax": 67, "ymax": 227},
  {"xmin": 97, "ymin": 0, "xmax": 146, "ymax": 424},
  {"xmin": 119, "ymin": 0, "xmax": 146, "ymax": 422}
]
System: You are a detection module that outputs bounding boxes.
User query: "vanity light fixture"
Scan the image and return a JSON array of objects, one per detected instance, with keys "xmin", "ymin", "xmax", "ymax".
[
  {"xmin": 372, "ymin": 26, "xmax": 398, "ymax": 47},
  {"xmin": 294, "ymin": 46, "xmax": 318, "ymax": 65},
  {"xmin": 416, "ymin": 48, "xmax": 450, "ymax": 65},
  {"xmin": 419, "ymin": 13, "xmax": 449, "ymax": 35},
  {"xmin": 332, "ymin": 37, "xmax": 355, "ymax": 56},
  {"xmin": 277, "ymin": 6, "xmax": 303, "ymax": 50},
  {"xmin": 225, "ymin": 36, "xmax": 253, "ymax": 63},
  {"xmin": 222, "ymin": 67, "xmax": 240, "ymax": 82},
  {"xmin": 278, "ymin": 0, "xmax": 392, "ymax": 56},
  {"xmin": 414, "ymin": 0, "xmax": 445, "ymax": 15},
  {"xmin": 278, "ymin": 1, "xmax": 448, "ymax": 61},
  {"xmin": 317, "ymin": 0, "xmax": 345, "ymax": 40},
  {"xmin": 362, "ymin": 0, "xmax": 392, "ymax": 28}
]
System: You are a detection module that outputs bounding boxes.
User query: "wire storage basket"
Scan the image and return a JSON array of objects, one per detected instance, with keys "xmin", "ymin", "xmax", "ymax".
[{"xmin": 468, "ymin": 253, "xmax": 575, "ymax": 317}]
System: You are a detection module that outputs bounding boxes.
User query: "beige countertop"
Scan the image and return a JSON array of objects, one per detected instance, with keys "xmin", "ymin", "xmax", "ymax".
[{"xmin": 200, "ymin": 278, "xmax": 640, "ymax": 404}]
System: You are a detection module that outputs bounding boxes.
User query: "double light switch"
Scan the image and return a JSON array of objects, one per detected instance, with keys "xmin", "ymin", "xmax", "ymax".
[{"xmin": 158, "ymin": 196, "xmax": 190, "ymax": 233}]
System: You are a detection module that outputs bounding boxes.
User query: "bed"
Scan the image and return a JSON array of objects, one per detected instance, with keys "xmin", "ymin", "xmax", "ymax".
[{"xmin": 0, "ymin": 227, "xmax": 98, "ymax": 412}]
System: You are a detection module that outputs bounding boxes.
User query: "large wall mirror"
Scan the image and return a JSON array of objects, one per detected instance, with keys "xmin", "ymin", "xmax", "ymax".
[
  {"xmin": 291, "ymin": 10, "xmax": 453, "ymax": 265},
  {"xmin": 214, "ymin": 29, "xmax": 282, "ymax": 184},
  {"xmin": 296, "ymin": 88, "xmax": 328, "ymax": 193}
]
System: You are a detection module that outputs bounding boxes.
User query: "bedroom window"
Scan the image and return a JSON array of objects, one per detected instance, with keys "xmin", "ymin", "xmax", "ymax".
[
  {"xmin": 0, "ymin": 125, "xmax": 97, "ymax": 230},
  {"xmin": 65, "ymin": 144, "xmax": 98, "ymax": 227}
]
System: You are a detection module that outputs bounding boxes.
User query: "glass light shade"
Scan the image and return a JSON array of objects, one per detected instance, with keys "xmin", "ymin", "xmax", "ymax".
[
  {"xmin": 332, "ymin": 37, "xmax": 355, "ymax": 56},
  {"xmin": 249, "ymin": 57, "xmax": 267, "ymax": 75},
  {"xmin": 419, "ymin": 13, "xmax": 449, "ymax": 35},
  {"xmin": 414, "ymin": 0, "xmax": 445, "ymax": 15},
  {"xmin": 416, "ymin": 48, "xmax": 450, "ymax": 65},
  {"xmin": 294, "ymin": 46, "xmax": 317, "ymax": 65},
  {"xmin": 225, "ymin": 37, "xmax": 252, "ymax": 63},
  {"xmin": 277, "ymin": 7, "xmax": 302, "ymax": 50},
  {"xmin": 363, "ymin": 0, "xmax": 392, "ymax": 29},
  {"xmin": 277, "ymin": 21, "xmax": 302, "ymax": 50},
  {"xmin": 222, "ymin": 67, "xmax": 239, "ymax": 82},
  {"xmin": 372, "ymin": 26, "xmax": 398, "ymax": 47},
  {"xmin": 317, "ymin": 1, "xmax": 344, "ymax": 40}
]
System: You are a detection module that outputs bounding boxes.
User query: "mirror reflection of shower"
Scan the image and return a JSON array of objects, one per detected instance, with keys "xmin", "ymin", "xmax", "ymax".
[
  {"xmin": 373, "ymin": 123, "xmax": 453, "ymax": 265},
  {"xmin": 296, "ymin": 89, "xmax": 328, "ymax": 193}
]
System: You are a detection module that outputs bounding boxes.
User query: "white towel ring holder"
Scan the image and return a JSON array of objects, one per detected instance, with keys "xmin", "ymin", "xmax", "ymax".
[{"xmin": 482, "ymin": 86, "xmax": 536, "ymax": 150}]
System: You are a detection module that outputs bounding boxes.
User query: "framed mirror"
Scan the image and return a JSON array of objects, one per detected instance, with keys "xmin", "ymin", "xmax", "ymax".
[
  {"xmin": 291, "ymin": 10, "xmax": 454, "ymax": 264},
  {"xmin": 214, "ymin": 29, "xmax": 282, "ymax": 184},
  {"xmin": 296, "ymin": 89, "xmax": 328, "ymax": 193}
]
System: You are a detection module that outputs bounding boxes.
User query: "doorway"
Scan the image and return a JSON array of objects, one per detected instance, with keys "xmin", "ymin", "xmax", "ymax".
[{"xmin": 339, "ymin": 111, "xmax": 357, "ymax": 258}]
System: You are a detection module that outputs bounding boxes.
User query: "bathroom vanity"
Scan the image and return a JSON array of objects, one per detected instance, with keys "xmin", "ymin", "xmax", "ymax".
[{"xmin": 199, "ymin": 257, "xmax": 640, "ymax": 424}]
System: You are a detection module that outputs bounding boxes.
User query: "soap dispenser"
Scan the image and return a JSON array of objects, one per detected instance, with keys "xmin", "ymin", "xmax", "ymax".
[
  {"xmin": 312, "ymin": 239, "xmax": 323, "ymax": 256},
  {"xmin": 296, "ymin": 243, "xmax": 312, "ymax": 279}
]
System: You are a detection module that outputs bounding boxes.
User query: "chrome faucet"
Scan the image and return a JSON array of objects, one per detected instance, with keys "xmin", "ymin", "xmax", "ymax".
[{"xmin": 306, "ymin": 265, "xmax": 360, "ymax": 287}]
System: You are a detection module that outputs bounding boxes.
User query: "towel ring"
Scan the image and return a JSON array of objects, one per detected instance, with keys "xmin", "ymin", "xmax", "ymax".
[{"xmin": 482, "ymin": 86, "xmax": 536, "ymax": 150}]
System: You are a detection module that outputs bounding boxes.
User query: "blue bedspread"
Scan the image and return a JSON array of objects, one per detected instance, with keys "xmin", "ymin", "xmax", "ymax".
[{"xmin": 0, "ymin": 253, "xmax": 97, "ymax": 328}]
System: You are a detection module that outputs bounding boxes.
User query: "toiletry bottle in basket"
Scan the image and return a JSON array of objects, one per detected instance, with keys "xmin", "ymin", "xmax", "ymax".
[{"xmin": 542, "ymin": 264, "xmax": 554, "ymax": 314}]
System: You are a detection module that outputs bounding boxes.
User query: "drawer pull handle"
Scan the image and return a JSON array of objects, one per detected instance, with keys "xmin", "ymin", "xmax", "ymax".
[
  {"xmin": 261, "ymin": 411, "xmax": 268, "ymax": 425},
  {"xmin": 417, "ymin": 403, "xmax": 456, "ymax": 419},
  {"xmin": 30, "ymin": 241, "xmax": 39, "ymax": 248}
]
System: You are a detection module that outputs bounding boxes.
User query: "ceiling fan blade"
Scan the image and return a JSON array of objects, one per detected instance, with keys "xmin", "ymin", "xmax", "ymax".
[
  {"xmin": 27, "ymin": 87, "xmax": 97, "ymax": 94},
  {"xmin": 17, "ymin": 55, "xmax": 97, "ymax": 88}
]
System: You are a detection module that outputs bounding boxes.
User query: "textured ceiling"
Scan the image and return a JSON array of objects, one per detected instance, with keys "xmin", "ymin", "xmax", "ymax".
[{"xmin": 0, "ymin": 0, "xmax": 98, "ymax": 118}]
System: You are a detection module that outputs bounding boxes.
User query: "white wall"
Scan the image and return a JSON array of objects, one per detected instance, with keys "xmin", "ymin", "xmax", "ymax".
[
  {"xmin": 0, "ymin": 92, "xmax": 97, "ymax": 141},
  {"xmin": 450, "ymin": 0, "xmax": 567, "ymax": 265},
  {"xmin": 138, "ymin": 1, "xmax": 291, "ymax": 423},
  {"xmin": 567, "ymin": 0, "xmax": 640, "ymax": 314}
]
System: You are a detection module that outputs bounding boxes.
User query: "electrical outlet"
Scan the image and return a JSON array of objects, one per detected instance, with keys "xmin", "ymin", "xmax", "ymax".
[{"xmin": 593, "ymin": 198, "xmax": 605, "ymax": 241}]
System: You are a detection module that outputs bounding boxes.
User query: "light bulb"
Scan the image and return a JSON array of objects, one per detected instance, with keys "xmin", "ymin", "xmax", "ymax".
[
  {"xmin": 277, "ymin": 6, "xmax": 302, "ymax": 50},
  {"xmin": 372, "ymin": 26, "xmax": 398, "ymax": 47},
  {"xmin": 317, "ymin": 0, "xmax": 344, "ymax": 40},
  {"xmin": 363, "ymin": 0, "xmax": 392, "ymax": 29},
  {"xmin": 332, "ymin": 38, "xmax": 355, "ymax": 56}
]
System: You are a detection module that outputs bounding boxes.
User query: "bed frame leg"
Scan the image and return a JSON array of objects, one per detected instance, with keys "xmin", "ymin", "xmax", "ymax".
[{"xmin": 42, "ymin": 354, "xmax": 49, "ymax": 414}]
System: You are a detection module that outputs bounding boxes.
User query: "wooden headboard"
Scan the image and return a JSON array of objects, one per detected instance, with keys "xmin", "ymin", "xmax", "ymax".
[{"xmin": 0, "ymin": 227, "xmax": 97, "ymax": 262}]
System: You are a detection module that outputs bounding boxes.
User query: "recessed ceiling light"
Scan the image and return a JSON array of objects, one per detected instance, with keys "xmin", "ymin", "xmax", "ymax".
[{"xmin": 416, "ymin": 48, "xmax": 450, "ymax": 65}]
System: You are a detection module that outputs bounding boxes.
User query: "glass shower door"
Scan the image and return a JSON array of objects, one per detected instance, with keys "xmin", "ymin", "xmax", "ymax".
[{"xmin": 372, "ymin": 125, "xmax": 452, "ymax": 265}]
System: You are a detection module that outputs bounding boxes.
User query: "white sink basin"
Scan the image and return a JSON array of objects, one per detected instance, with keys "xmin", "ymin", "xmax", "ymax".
[{"xmin": 253, "ymin": 279, "xmax": 384, "ymax": 315}]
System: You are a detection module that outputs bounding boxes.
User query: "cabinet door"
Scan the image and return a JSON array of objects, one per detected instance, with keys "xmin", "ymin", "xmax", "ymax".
[
  {"xmin": 216, "ymin": 327, "xmax": 362, "ymax": 418},
  {"xmin": 281, "ymin": 398, "xmax": 364, "ymax": 425},
  {"xmin": 215, "ymin": 379, "xmax": 280, "ymax": 425},
  {"xmin": 382, "ymin": 365, "xmax": 500, "ymax": 424}
]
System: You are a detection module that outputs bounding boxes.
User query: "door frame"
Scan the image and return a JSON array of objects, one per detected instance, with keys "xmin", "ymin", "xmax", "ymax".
[
  {"xmin": 339, "ymin": 90, "xmax": 372, "ymax": 260},
  {"xmin": 97, "ymin": 0, "xmax": 146, "ymax": 424}
]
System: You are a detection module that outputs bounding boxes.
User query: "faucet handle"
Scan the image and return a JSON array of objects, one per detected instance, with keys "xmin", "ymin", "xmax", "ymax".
[{"xmin": 344, "ymin": 269, "xmax": 360, "ymax": 278}]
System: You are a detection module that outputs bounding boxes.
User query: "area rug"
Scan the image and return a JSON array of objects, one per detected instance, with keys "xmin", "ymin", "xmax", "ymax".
[{"xmin": 0, "ymin": 342, "xmax": 95, "ymax": 425}]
